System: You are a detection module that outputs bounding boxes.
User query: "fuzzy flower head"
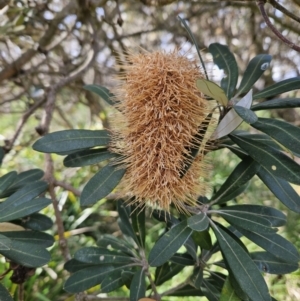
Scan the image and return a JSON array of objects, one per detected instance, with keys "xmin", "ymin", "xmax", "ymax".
[{"xmin": 111, "ymin": 50, "xmax": 215, "ymax": 213}]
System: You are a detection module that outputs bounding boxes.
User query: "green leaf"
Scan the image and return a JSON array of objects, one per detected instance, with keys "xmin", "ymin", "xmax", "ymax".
[
  {"xmin": 216, "ymin": 209, "xmax": 276, "ymax": 234},
  {"xmin": 63, "ymin": 148, "xmax": 116, "ymax": 167},
  {"xmin": 64, "ymin": 266, "xmax": 114, "ymax": 293},
  {"xmin": 155, "ymin": 262, "xmax": 184, "ymax": 286},
  {"xmin": 74, "ymin": 247, "xmax": 133, "ymax": 265},
  {"xmin": 11, "ymin": 169, "xmax": 44, "ymax": 189},
  {"xmin": 130, "ymin": 269, "xmax": 145, "ymax": 301},
  {"xmin": 166, "ymin": 284, "xmax": 204, "ymax": 296},
  {"xmin": 0, "ymin": 234, "xmax": 11, "ymax": 250},
  {"xmin": 178, "ymin": 16, "xmax": 208, "ymax": 79},
  {"xmin": 211, "ymin": 157, "xmax": 260, "ymax": 204},
  {"xmin": 0, "ymin": 171, "xmax": 17, "ymax": 195},
  {"xmin": 81, "ymin": 164, "xmax": 126, "ymax": 206},
  {"xmin": 169, "ymin": 253, "xmax": 194, "ymax": 266},
  {"xmin": 230, "ymin": 134, "xmax": 300, "ymax": 185},
  {"xmin": 252, "ymin": 98, "xmax": 300, "ymax": 111},
  {"xmin": 191, "ymin": 266, "xmax": 203, "ymax": 289},
  {"xmin": 131, "ymin": 205, "xmax": 145, "ymax": 248},
  {"xmin": 212, "ymin": 89, "xmax": 253, "ymax": 139},
  {"xmin": 0, "ymin": 181, "xmax": 48, "ymax": 216},
  {"xmin": 101, "ymin": 270, "xmax": 125, "ymax": 293},
  {"xmin": 251, "ymin": 251, "xmax": 299, "ymax": 274},
  {"xmin": 187, "ymin": 213, "xmax": 209, "ymax": 231},
  {"xmin": 121, "ymin": 270, "xmax": 134, "ymax": 289},
  {"xmin": 0, "ymin": 239, "xmax": 51, "ymax": 267},
  {"xmin": 64, "ymin": 259, "xmax": 97, "ymax": 273},
  {"xmin": 192, "ymin": 230, "xmax": 212, "ymax": 250},
  {"xmin": 2, "ymin": 231, "xmax": 54, "ymax": 248},
  {"xmin": 0, "ymin": 283, "xmax": 14, "ymax": 301},
  {"xmin": 254, "ymin": 77, "xmax": 300, "ymax": 100},
  {"xmin": 219, "ymin": 205, "xmax": 286, "ymax": 227},
  {"xmin": 237, "ymin": 227, "xmax": 299, "ymax": 263},
  {"xmin": 220, "ymin": 277, "xmax": 241, "ymax": 301},
  {"xmin": 18, "ymin": 213, "xmax": 53, "ymax": 231},
  {"xmin": 184, "ymin": 236, "xmax": 198, "ymax": 261},
  {"xmin": 202, "ymin": 279, "xmax": 221, "ymax": 301},
  {"xmin": 83, "ymin": 85, "xmax": 115, "ymax": 106},
  {"xmin": 149, "ymin": 219, "xmax": 193, "ymax": 267},
  {"xmin": 0, "ymin": 148, "xmax": 4, "ymax": 167},
  {"xmin": 252, "ymin": 117, "xmax": 300, "ymax": 154},
  {"xmin": 258, "ymin": 166, "xmax": 300, "ymax": 213},
  {"xmin": 196, "ymin": 79, "xmax": 228, "ymax": 106},
  {"xmin": 233, "ymin": 106, "xmax": 258, "ymax": 124},
  {"xmin": 212, "ymin": 224, "xmax": 271, "ymax": 301},
  {"xmin": 0, "ymin": 197, "xmax": 51, "ymax": 222},
  {"xmin": 208, "ymin": 43, "xmax": 238, "ymax": 99},
  {"xmin": 117, "ymin": 201, "xmax": 139, "ymax": 245},
  {"xmin": 97, "ymin": 234, "xmax": 136, "ymax": 256},
  {"xmin": 33, "ymin": 130, "xmax": 110, "ymax": 153},
  {"xmin": 236, "ymin": 54, "xmax": 272, "ymax": 96},
  {"xmin": 180, "ymin": 113, "xmax": 213, "ymax": 177}
]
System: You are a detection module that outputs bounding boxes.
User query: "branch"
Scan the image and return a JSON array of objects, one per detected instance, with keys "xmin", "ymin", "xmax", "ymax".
[
  {"xmin": 269, "ymin": 0, "xmax": 300, "ymax": 23},
  {"xmin": 257, "ymin": 0, "xmax": 300, "ymax": 53},
  {"xmin": 0, "ymin": 2, "xmax": 77, "ymax": 83}
]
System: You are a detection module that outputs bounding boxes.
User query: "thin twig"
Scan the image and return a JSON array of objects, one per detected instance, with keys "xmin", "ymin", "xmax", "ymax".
[
  {"xmin": 257, "ymin": 0, "xmax": 300, "ymax": 53},
  {"xmin": 269, "ymin": 0, "xmax": 300, "ymax": 24},
  {"xmin": 18, "ymin": 283, "xmax": 24, "ymax": 301},
  {"xmin": 54, "ymin": 180, "xmax": 81, "ymax": 197}
]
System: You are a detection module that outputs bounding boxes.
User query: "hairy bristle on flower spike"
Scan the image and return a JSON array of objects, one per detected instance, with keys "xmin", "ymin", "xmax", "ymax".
[{"xmin": 110, "ymin": 50, "xmax": 216, "ymax": 213}]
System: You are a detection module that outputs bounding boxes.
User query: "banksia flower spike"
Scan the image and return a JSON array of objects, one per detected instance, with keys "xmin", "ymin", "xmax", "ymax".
[{"xmin": 110, "ymin": 50, "xmax": 216, "ymax": 213}]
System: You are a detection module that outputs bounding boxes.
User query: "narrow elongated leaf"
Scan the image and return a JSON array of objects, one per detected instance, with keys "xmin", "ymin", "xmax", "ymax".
[
  {"xmin": 130, "ymin": 269, "xmax": 145, "ymax": 301},
  {"xmin": 230, "ymin": 134, "xmax": 300, "ymax": 184},
  {"xmin": 0, "ymin": 234, "xmax": 11, "ymax": 250},
  {"xmin": 0, "ymin": 239, "xmax": 51, "ymax": 267},
  {"xmin": 187, "ymin": 213, "xmax": 209, "ymax": 231},
  {"xmin": 19, "ymin": 213, "xmax": 53, "ymax": 231},
  {"xmin": 155, "ymin": 262, "xmax": 184, "ymax": 286},
  {"xmin": 179, "ymin": 16, "xmax": 208, "ymax": 79},
  {"xmin": 192, "ymin": 230, "xmax": 212, "ymax": 250},
  {"xmin": 11, "ymin": 169, "xmax": 44, "ymax": 188},
  {"xmin": 169, "ymin": 253, "xmax": 194, "ymax": 266},
  {"xmin": 236, "ymin": 54, "xmax": 272, "ymax": 96},
  {"xmin": 64, "ymin": 266, "xmax": 114, "ymax": 293},
  {"xmin": 97, "ymin": 234, "xmax": 136, "ymax": 256},
  {"xmin": 212, "ymin": 89, "xmax": 253, "ymax": 139},
  {"xmin": 233, "ymin": 106, "xmax": 258, "ymax": 124},
  {"xmin": 220, "ymin": 277, "xmax": 241, "ymax": 301},
  {"xmin": 251, "ymin": 251, "xmax": 299, "ymax": 274},
  {"xmin": 149, "ymin": 219, "xmax": 193, "ymax": 267},
  {"xmin": 212, "ymin": 224, "xmax": 271, "ymax": 301},
  {"xmin": 219, "ymin": 205, "xmax": 286, "ymax": 227},
  {"xmin": 202, "ymin": 279, "xmax": 221, "ymax": 301},
  {"xmin": 166, "ymin": 284, "xmax": 204, "ymax": 296},
  {"xmin": 0, "ymin": 148, "xmax": 3, "ymax": 166},
  {"xmin": 63, "ymin": 148, "xmax": 116, "ymax": 167},
  {"xmin": 196, "ymin": 79, "xmax": 228, "ymax": 106},
  {"xmin": 84, "ymin": 85, "xmax": 115, "ymax": 106},
  {"xmin": 180, "ymin": 113, "xmax": 213, "ymax": 177},
  {"xmin": 208, "ymin": 43, "xmax": 238, "ymax": 99},
  {"xmin": 252, "ymin": 98, "xmax": 300, "ymax": 111},
  {"xmin": 254, "ymin": 77, "xmax": 300, "ymax": 100},
  {"xmin": 237, "ymin": 227, "xmax": 299, "ymax": 263},
  {"xmin": 0, "ymin": 283, "xmax": 14, "ymax": 301},
  {"xmin": 74, "ymin": 247, "xmax": 133, "ymax": 265},
  {"xmin": 81, "ymin": 164, "xmax": 126, "ymax": 206},
  {"xmin": 211, "ymin": 157, "xmax": 260, "ymax": 204},
  {"xmin": 117, "ymin": 201, "xmax": 139, "ymax": 244},
  {"xmin": 33, "ymin": 130, "xmax": 110, "ymax": 153},
  {"xmin": 121, "ymin": 270, "xmax": 134, "ymax": 288},
  {"xmin": 101, "ymin": 270, "xmax": 125, "ymax": 293},
  {"xmin": 258, "ymin": 166, "xmax": 300, "ymax": 213},
  {"xmin": 184, "ymin": 236, "xmax": 198, "ymax": 261},
  {"xmin": 216, "ymin": 210, "xmax": 276, "ymax": 234},
  {"xmin": 191, "ymin": 266, "xmax": 204, "ymax": 289},
  {"xmin": 0, "ymin": 197, "xmax": 51, "ymax": 222},
  {"xmin": 64, "ymin": 259, "xmax": 97, "ymax": 273},
  {"xmin": 252, "ymin": 117, "xmax": 300, "ymax": 154},
  {"xmin": 131, "ymin": 205, "xmax": 145, "ymax": 247},
  {"xmin": 0, "ymin": 171, "xmax": 17, "ymax": 195},
  {"xmin": 0, "ymin": 181, "xmax": 48, "ymax": 213},
  {"xmin": 2, "ymin": 231, "xmax": 54, "ymax": 247}
]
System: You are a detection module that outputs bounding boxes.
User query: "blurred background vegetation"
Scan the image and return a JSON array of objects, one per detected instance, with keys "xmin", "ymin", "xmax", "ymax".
[{"xmin": 0, "ymin": 0, "xmax": 299, "ymax": 300}]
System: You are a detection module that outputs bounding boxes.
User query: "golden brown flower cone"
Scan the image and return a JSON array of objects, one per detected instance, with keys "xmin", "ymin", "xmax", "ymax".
[{"xmin": 110, "ymin": 49, "xmax": 216, "ymax": 213}]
